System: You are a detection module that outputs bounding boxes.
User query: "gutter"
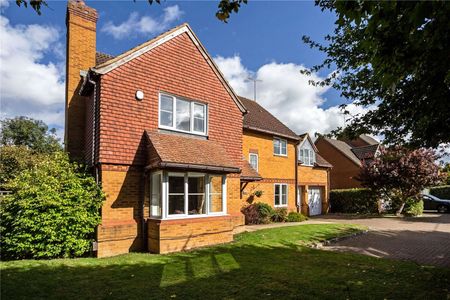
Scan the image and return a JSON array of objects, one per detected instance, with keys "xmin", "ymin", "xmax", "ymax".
[{"xmin": 145, "ymin": 162, "xmax": 241, "ymax": 174}]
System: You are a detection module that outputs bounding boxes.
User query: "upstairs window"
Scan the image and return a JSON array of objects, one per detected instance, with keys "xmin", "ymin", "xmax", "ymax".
[
  {"xmin": 299, "ymin": 139, "xmax": 316, "ymax": 166},
  {"xmin": 249, "ymin": 153, "xmax": 258, "ymax": 171},
  {"xmin": 159, "ymin": 93, "xmax": 207, "ymax": 135},
  {"xmin": 273, "ymin": 138, "xmax": 287, "ymax": 156}
]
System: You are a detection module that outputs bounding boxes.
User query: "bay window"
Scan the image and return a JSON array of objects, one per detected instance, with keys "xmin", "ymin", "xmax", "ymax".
[
  {"xmin": 159, "ymin": 93, "xmax": 207, "ymax": 135},
  {"xmin": 150, "ymin": 171, "xmax": 226, "ymax": 219}
]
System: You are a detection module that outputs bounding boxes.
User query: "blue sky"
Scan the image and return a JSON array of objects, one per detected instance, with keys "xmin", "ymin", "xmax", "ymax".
[{"xmin": 1, "ymin": 0, "xmax": 362, "ymax": 139}]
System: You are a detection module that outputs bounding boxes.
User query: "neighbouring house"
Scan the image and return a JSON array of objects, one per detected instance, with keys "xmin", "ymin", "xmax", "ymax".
[
  {"xmin": 297, "ymin": 134, "xmax": 332, "ymax": 216},
  {"xmin": 66, "ymin": 0, "xmax": 247, "ymax": 257},
  {"xmin": 240, "ymin": 97, "xmax": 332, "ymax": 216},
  {"xmin": 315, "ymin": 135, "xmax": 380, "ymax": 189}
]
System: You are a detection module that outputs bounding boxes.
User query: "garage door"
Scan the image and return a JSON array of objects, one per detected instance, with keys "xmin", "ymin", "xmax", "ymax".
[{"xmin": 308, "ymin": 187, "xmax": 322, "ymax": 216}]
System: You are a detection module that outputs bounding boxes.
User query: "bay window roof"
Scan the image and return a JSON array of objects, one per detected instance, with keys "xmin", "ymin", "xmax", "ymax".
[{"xmin": 145, "ymin": 131, "xmax": 240, "ymax": 173}]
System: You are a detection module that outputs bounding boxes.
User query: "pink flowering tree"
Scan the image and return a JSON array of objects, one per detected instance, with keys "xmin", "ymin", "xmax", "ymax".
[{"xmin": 358, "ymin": 146, "xmax": 444, "ymax": 215}]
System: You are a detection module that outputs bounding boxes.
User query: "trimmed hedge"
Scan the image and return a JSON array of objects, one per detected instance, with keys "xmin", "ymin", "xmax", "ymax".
[
  {"xmin": 329, "ymin": 188, "xmax": 378, "ymax": 214},
  {"xmin": 429, "ymin": 185, "xmax": 450, "ymax": 199},
  {"xmin": 287, "ymin": 212, "xmax": 308, "ymax": 222}
]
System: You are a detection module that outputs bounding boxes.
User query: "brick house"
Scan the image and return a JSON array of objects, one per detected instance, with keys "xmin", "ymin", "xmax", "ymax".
[
  {"xmin": 65, "ymin": 0, "xmax": 332, "ymax": 257},
  {"xmin": 315, "ymin": 135, "xmax": 380, "ymax": 189},
  {"xmin": 240, "ymin": 97, "xmax": 332, "ymax": 216}
]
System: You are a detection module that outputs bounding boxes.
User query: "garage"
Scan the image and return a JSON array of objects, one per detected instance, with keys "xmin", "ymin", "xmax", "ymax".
[{"xmin": 308, "ymin": 187, "xmax": 322, "ymax": 216}]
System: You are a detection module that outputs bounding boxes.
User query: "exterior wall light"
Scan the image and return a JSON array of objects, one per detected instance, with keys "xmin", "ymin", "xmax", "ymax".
[{"xmin": 135, "ymin": 90, "xmax": 144, "ymax": 101}]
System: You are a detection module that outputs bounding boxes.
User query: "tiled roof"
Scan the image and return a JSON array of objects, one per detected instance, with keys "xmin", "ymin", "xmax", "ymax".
[
  {"xmin": 241, "ymin": 159, "xmax": 262, "ymax": 181},
  {"xmin": 95, "ymin": 52, "xmax": 115, "ymax": 66},
  {"xmin": 315, "ymin": 153, "xmax": 333, "ymax": 168},
  {"xmin": 351, "ymin": 144, "xmax": 379, "ymax": 160},
  {"xmin": 240, "ymin": 96, "xmax": 299, "ymax": 140},
  {"xmin": 359, "ymin": 135, "xmax": 379, "ymax": 146},
  {"xmin": 321, "ymin": 137, "xmax": 362, "ymax": 166},
  {"xmin": 145, "ymin": 131, "xmax": 240, "ymax": 173}
]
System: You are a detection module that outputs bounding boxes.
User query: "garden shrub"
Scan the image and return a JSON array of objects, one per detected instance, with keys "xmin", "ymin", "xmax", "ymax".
[
  {"xmin": 271, "ymin": 208, "xmax": 287, "ymax": 222},
  {"xmin": 0, "ymin": 151, "xmax": 104, "ymax": 260},
  {"xmin": 430, "ymin": 185, "xmax": 450, "ymax": 199},
  {"xmin": 329, "ymin": 188, "xmax": 378, "ymax": 214},
  {"xmin": 403, "ymin": 198, "xmax": 423, "ymax": 217},
  {"xmin": 287, "ymin": 212, "xmax": 307, "ymax": 222},
  {"xmin": 241, "ymin": 202, "xmax": 274, "ymax": 224}
]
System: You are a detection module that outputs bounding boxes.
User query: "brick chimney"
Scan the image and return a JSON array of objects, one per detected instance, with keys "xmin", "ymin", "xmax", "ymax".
[{"xmin": 65, "ymin": 0, "xmax": 97, "ymax": 160}]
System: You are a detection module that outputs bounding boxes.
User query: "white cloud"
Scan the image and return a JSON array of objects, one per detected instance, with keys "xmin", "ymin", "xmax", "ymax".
[
  {"xmin": 0, "ymin": 0, "xmax": 9, "ymax": 8},
  {"xmin": 0, "ymin": 15, "xmax": 65, "ymax": 138},
  {"xmin": 215, "ymin": 55, "xmax": 371, "ymax": 137},
  {"xmin": 101, "ymin": 5, "xmax": 183, "ymax": 40}
]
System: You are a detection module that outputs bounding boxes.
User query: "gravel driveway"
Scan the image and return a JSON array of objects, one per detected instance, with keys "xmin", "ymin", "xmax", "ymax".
[{"xmin": 314, "ymin": 213, "xmax": 450, "ymax": 267}]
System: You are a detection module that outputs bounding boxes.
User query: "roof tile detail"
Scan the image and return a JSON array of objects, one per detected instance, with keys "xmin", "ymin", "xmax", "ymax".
[
  {"xmin": 146, "ymin": 131, "xmax": 240, "ymax": 173},
  {"xmin": 240, "ymin": 96, "xmax": 299, "ymax": 140},
  {"xmin": 241, "ymin": 159, "xmax": 262, "ymax": 181},
  {"xmin": 95, "ymin": 52, "xmax": 115, "ymax": 66}
]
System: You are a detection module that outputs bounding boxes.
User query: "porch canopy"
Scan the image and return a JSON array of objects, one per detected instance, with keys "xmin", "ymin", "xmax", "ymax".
[
  {"xmin": 240, "ymin": 159, "xmax": 262, "ymax": 182},
  {"xmin": 145, "ymin": 131, "xmax": 240, "ymax": 173}
]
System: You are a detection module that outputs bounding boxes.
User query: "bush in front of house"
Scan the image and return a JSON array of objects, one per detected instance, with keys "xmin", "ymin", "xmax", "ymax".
[
  {"xmin": 0, "ymin": 151, "xmax": 104, "ymax": 260},
  {"xmin": 403, "ymin": 198, "xmax": 424, "ymax": 217},
  {"xmin": 241, "ymin": 202, "xmax": 275, "ymax": 224},
  {"xmin": 271, "ymin": 208, "xmax": 288, "ymax": 222},
  {"xmin": 329, "ymin": 188, "xmax": 378, "ymax": 214},
  {"xmin": 430, "ymin": 185, "xmax": 450, "ymax": 199},
  {"xmin": 287, "ymin": 212, "xmax": 308, "ymax": 222}
]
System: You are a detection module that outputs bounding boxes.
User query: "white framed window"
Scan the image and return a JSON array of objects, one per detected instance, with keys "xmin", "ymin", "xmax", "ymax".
[
  {"xmin": 249, "ymin": 153, "xmax": 258, "ymax": 171},
  {"xmin": 299, "ymin": 140, "xmax": 316, "ymax": 166},
  {"xmin": 274, "ymin": 183, "xmax": 288, "ymax": 207},
  {"xmin": 273, "ymin": 138, "xmax": 287, "ymax": 156},
  {"xmin": 150, "ymin": 171, "xmax": 226, "ymax": 219},
  {"xmin": 159, "ymin": 93, "xmax": 207, "ymax": 135}
]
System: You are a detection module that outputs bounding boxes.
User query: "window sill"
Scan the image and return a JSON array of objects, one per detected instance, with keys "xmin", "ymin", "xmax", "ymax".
[
  {"xmin": 150, "ymin": 213, "xmax": 228, "ymax": 221},
  {"xmin": 274, "ymin": 205, "xmax": 288, "ymax": 208},
  {"xmin": 273, "ymin": 154, "xmax": 288, "ymax": 157}
]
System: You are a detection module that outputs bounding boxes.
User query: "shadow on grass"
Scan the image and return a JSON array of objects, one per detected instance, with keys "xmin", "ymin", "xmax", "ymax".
[{"xmin": 2, "ymin": 242, "xmax": 449, "ymax": 299}]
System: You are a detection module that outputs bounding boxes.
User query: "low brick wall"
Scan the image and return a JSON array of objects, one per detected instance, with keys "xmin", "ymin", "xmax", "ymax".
[
  {"xmin": 97, "ymin": 220, "xmax": 143, "ymax": 258},
  {"xmin": 148, "ymin": 216, "xmax": 234, "ymax": 254}
]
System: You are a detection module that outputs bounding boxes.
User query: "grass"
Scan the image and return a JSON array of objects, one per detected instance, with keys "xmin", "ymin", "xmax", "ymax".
[{"xmin": 1, "ymin": 224, "xmax": 449, "ymax": 300}]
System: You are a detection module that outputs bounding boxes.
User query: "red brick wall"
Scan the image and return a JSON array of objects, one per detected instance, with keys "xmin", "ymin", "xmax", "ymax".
[
  {"xmin": 315, "ymin": 139, "xmax": 362, "ymax": 189},
  {"xmin": 98, "ymin": 32, "xmax": 243, "ymax": 168}
]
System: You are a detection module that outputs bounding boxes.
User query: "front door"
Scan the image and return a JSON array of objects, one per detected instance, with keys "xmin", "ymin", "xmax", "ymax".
[{"xmin": 308, "ymin": 187, "xmax": 322, "ymax": 216}]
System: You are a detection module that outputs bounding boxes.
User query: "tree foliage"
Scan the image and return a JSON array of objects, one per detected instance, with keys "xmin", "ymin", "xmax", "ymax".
[
  {"xmin": 0, "ymin": 146, "xmax": 40, "ymax": 188},
  {"xmin": 303, "ymin": 1, "xmax": 450, "ymax": 148},
  {"xmin": 15, "ymin": 0, "xmax": 248, "ymax": 22},
  {"xmin": 358, "ymin": 146, "xmax": 444, "ymax": 215},
  {"xmin": 1, "ymin": 116, "xmax": 61, "ymax": 154},
  {"xmin": 0, "ymin": 151, "xmax": 104, "ymax": 260}
]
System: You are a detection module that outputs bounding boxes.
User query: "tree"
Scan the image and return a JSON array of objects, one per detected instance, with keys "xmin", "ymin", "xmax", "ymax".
[
  {"xmin": 303, "ymin": 1, "xmax": 450, "ymax": 148},
  {"xmin": 1, "ymin": 116, "xmax": 61, "ymax": 154},
  {"xmin": 15, "ymin": 0, "xmax": 248, "ymax": 22},
  {"xmin": 0, "ymin": 146, "xmax": 40, "ymax": 188},
  {"xmin": 0, "ymin": 151, "xmax": 104, "ymax": 259},
  {"xmin": 358, "ymin": 146, "xmax": 444, "ymax": 215}
]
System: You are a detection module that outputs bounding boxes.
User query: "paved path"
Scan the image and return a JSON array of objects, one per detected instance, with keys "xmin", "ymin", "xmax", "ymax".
[
  {"xmin": 234, "ymin": 213, "xmax": 450, "ymax": 267},
  {"xmin": 315, "ymin": 213, "xmax": 450, "ymax": 267}
]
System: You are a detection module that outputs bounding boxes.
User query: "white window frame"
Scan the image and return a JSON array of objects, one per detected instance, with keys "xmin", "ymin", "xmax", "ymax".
[
  {"xmin": 274, "ymin": 183, "xmax": 288, "ymax": 207},
  {"xmin": 299, "ymin": 141, "xmax": 316, "ymax": 166},
  {"xmin": 158, "ymin": 93, "xmax": 208, "ymax": 136},
  {"xmin": 273, "ymin": 138, "xmax": 288, "ymax": 156},
  {"xmin": 151, "ymin": 171, "xmax": 227, "ymax": 220},
  {"xmin": 249, "ymin": 153, "xmax": 259, "ymax": 171}
]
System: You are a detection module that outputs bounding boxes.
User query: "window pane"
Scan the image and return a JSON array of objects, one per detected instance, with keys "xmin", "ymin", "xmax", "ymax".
[
  {"xmin": 282, "ymin": 185, "xmax": 288, "ymax": 205},
  {"xmin": 274, "ymin": 184, "xmax": 280, "ymax": 205},
  {"xmin": 176, "ymin": 99, "xmax": 191, "ymax": 131},
  {"xmin": 273, "ymin": 139, "xmax": 280, "ymax": 154},
  {"xmin": 250, "ymin": 154, "xmax": 258, "ymax": 170},
  {"xmin": 281, "ymin": 140, "xmax": 287, "ymax": 155},
  {"xmin": 188, "ymin": 176, "xmax": 206, "ymax": 215},
  {"xmin": 193, "ymin": 103, "xmax": 205, "ymax": 118},
  {"xmin": 194, "ymin": 118, "xmax": 205, "ymax": 133},
  {"xmin": 151, "ymin": 173, "xmax": 161, "ymax": 217},
  {"xmin": 160, "ymin": 111, "xmax": 173, "ymax": 127},
  {"xmin": 209, "ymin": 175, "xmax": 223, "ymax": 213},
  {"xmin": 161, "ymin": 95, "xmax": 173, "ymax": 111},
  {"xmin": 168, "ymin": 175, "xmax": 185, "ymax": 215}
]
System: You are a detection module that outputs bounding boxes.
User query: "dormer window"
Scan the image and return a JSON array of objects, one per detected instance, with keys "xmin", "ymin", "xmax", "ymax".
[
  {"xmin": 159, "ymin": 93, "xmax": 207, "ymax": 135},
  {"xmin": 299, "ymin": 139, "xmax": 316, "ymax": 166}
]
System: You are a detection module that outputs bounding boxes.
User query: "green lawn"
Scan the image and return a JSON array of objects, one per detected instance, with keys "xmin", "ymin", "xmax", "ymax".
[{"xmin": 1, "ymin": 224, "xmax": 449, "ymax": 299}]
